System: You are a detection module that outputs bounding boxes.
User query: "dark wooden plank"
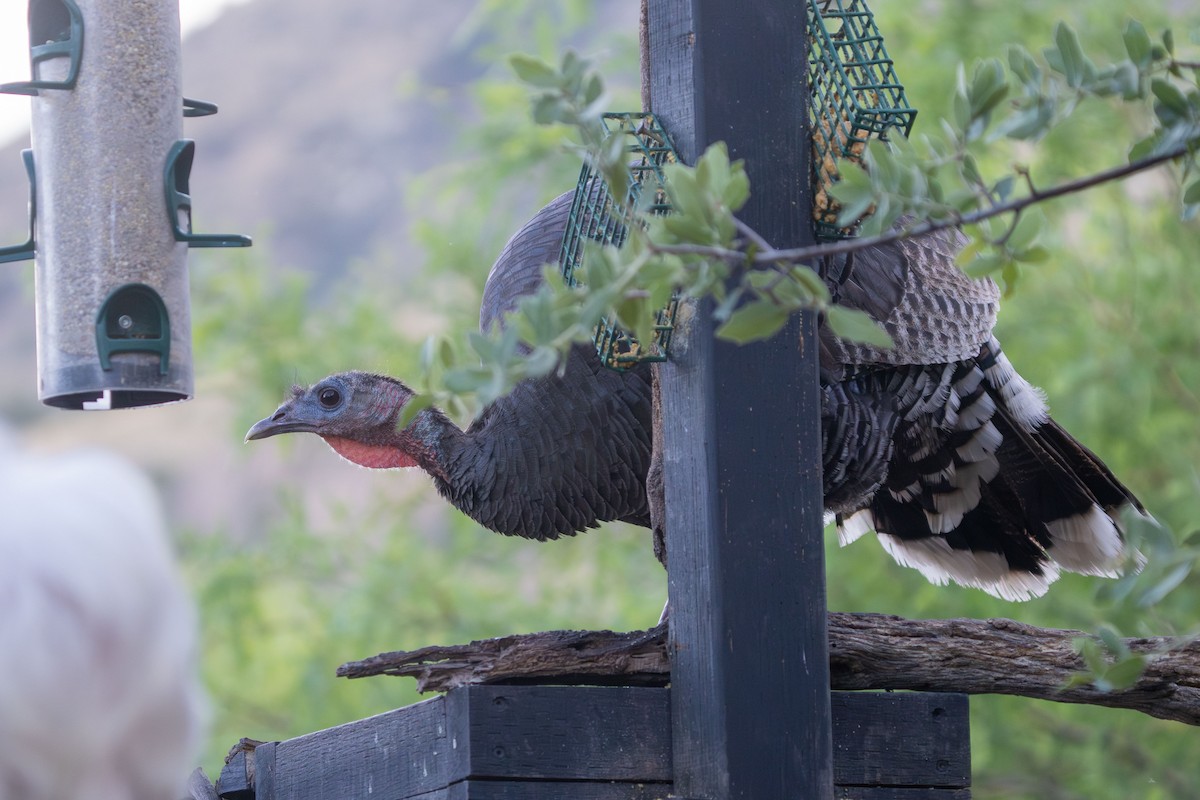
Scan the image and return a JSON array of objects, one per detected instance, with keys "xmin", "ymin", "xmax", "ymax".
[
  {"xmin": 445, "ymin": 780, "xmax": 672, "ymax": 800},
  {"xmin": 647, "ymin": 1, "xmax": 832, "ymax": 798},
  {"xmin": 266, "ymin": 695, "xmax": 450, "ymax": 800},
  {"xmin": 253, "ymin": 742, "xmax": 277, "ymax": 800},
  {"xmin": 448, "ymin": 685, "xmax": 672, "ymax": 782},
  {"xmin": 833, "ymin": 693, "xmax": 970, "ymax": 788},
  {"xmin": 215, "ymin": 749, "xmax": 252, "ymax": 799},
  {"xmin": 227, "ymin": 688, "xmax": 966, "ymax": 798},
  {"xmin": 447, "ymin": 686, "xmax": 964, "ymax": 788}
]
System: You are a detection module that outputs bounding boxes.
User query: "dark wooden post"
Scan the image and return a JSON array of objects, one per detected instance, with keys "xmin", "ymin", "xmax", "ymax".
[{"xmin": 646, "ymin": 2, "xmax": 833, "ymax": 799}]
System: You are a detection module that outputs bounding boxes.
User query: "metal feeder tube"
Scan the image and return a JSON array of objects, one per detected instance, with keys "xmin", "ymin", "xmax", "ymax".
[{"xmin": 25, "ymin": 0, "xmax": 190, "ymax": 409}]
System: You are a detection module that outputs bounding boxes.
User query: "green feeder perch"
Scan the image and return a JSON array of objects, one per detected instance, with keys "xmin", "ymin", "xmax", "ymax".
[
  {"xmin": 559, "ymin": 112, "xmax": 679, "ymax": 372},
  {"xmin": 808, "ymin": 0, "xmax": 917, "ymax": 240}
]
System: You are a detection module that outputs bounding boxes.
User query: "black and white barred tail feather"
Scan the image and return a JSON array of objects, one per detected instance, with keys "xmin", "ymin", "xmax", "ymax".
[{"xmin": 830, "ymin": 337, "xmax": 1143, "ymax": 601}]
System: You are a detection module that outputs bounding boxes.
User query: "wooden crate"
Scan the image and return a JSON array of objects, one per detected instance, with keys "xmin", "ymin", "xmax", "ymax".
[{"xmin": 216, "ymin": 687, "xmax": 969, "ymax": 799}]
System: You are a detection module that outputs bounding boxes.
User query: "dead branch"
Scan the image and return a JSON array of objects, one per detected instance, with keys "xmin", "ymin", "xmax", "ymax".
[{"xmin": 338, "ymin": 612, "xmax": 1200, "ymax": 726}]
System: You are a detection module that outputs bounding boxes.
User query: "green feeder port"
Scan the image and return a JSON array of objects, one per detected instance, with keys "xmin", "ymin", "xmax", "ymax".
[
  {"xmin": 0, "ymin": 150, "xmax": 37, "ymax": 264},
  {"xmin": 96, "ymin": 284, "xmax": 171, "ymax": 375},
  {"xmin": 808, "ymin": 0, "xmax": 916, "ymax": 240},
  {"xmin": 165, "ymin": 139, "xmax": 253, "ymax": 248},
  {"xmin": 0, "ymin": 0, "xmax": 85, "ymax": 96},
  {"xmin": 559, "ymin": 112, "xmax": 679, "ymax": 371}
]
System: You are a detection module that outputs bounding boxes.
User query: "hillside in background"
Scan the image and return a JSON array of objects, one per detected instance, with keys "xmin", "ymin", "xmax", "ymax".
[
  {"xmin": 0, "ymin": 0, "xmax": 635, "ymax": 283},
  {"xmin": 0, "ymin": 0, "xmax": 637, "ymax": 532}
]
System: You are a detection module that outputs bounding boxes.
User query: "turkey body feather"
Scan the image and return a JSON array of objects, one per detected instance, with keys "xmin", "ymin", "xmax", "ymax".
[{"xmin": 247, "ymin": 192, "xmax": 1142, "ymax": 601}]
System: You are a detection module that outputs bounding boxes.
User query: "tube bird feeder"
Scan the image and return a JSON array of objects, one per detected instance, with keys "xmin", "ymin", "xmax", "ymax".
[{"xmin": 0, "ymin": 0, "xmax": 249, "ymax": 410}]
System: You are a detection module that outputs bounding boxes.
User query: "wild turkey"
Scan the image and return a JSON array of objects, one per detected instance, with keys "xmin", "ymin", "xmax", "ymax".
[{"xmin": 246, "ymin": 191, "xmax": 1143, "ymax": 601}]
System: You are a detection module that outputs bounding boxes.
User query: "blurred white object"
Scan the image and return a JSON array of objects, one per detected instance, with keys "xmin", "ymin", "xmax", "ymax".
[{"xmin": 0, "ymin": 440, "xmax": 205, "ymax": 800}]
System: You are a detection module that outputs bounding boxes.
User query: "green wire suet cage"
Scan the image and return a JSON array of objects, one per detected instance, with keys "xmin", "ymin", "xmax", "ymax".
[
  {"xmin": 559, "ymin": 112, "xmax": 679, "ymax": 371},
  {"xmin": 808, "ymin": 0, "xmax": 916, "ymax": 239}
]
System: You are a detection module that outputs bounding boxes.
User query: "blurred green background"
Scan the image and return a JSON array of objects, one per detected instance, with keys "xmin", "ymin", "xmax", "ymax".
[{"xmin": 1, "ymin": 1, "xmax": 1198, "ymax": 797}]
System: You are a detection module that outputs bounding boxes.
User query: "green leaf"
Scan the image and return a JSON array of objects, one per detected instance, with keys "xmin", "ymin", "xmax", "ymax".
[
  {"xmin": 712, "ymin": 285, "xmax": 745, "ymax": 322},
  {"xmin": 695, "ymin": 141, "xmax": 731, "ymax": 192},
  {"xmin": 1007, "ymin": 45, "xmax": 1041, "ymax": 85},
  {"xmin": 1103, "ymin": 655, "xmax": 1148, "ymax": 691},
  {"xmin": 955, "ymin": 237, "xmax": 986, "ymax": 269},
  {"xmin": 397, "ymin": 393, "xmax": 435, "ymax": 430},
  {"xmin": 963, "ymin": 252, "xmax": 1008, "ymax": 279},
  {"xmin": 828, "ymin": 163, "xmax": 876, "ymax": 226},
  {"xmin": 970, "ymin": 58, "xmax": 1009, "ymax": 119},
  {"xmin": 1006, "ymin": 210, "xmax": 1045, "ymax": 253},
  {"xmin": 1096, "ymin": 625, "xmax": 1129, "ymax": 659},
  {"xmin": 531, "ymin": 95, "xmax": 568, "ymax": 126},
  {"xmin": 1060, "ymin": 672, "xmax": 1096, "ymax": 691},
  {"xmin": 560, "ymin": 50, "xmax": 585, "ymax": 83},
  {"xmin": 582, "ymin": 73, "xmax": 605, "ymax": 107},
  {"xmin": 443, "ymin": 366, "xmax": 491, "ymax": 395},
  {"xmin": 993, "ymin": 99, "xmax": 1055, "ymax": 141},
  {"xmin": 1015, "ymin": 245, "xmax": 1051, "ymax": 264},
  {"xmin": 1000, "ymin": 260, "xmax": 1022, "ymax": 294},
  {"xmin": 722, "ymin": 165, "xmax": 751, "ymax": 213},
  {"xmin": 661, "ymin": 213, "xmax": 717, "ymax": 245},
  {"xmin": 1184, "ymin": 179, "xmax": 1200, "ymax": 206},
  {"xmin": 992, "ymin": 175, "xmax": 1015, "ymax": 202},
  {"xmin": 716, "ymin": 300, "xmax": 790, "ymax": 344},
  {"xmin": 1113, "ymin": 61, "xmax": 1143, "ymax": 100},
  {"xmin": 789, "ymin": 265, "xmax": 831, "ymax": 304},
  {"xmin": 1075, "ymin": 637, "xmax": 1105, "ymax": 674},
  {"xmin": 523, "ymin": 345, "xmax": 560, "ymax": 379},
  {"xmin": 509, "ymin": 54, "xmax": 561, "ymax": 88},
  {"xmin": 1152, "ymin": 77, "xmax": 1189, "ymax": 116},
  {"xmin": 826, "ymin": 305, "xmax": 893, "ymax": 348},
  {"xmin": 1053, "ymin": 22, "xmax": 1088, "ymax": 87},
  {"xmin": 1123, "ymin": 20, "xmax": 1153, "ymax": 67},
  {"xmin": 1129, "ymin": 132, "xmax": 1162, "ymax": 161},
  {"xmin": 1137, "ymin": 561, "xmax": 1192, "ymax": 607},
  {"xmin": 952, "ymin": 65, "xmax": 971, "ymax": 130},
  {"xmin": 663, "ymin": 165, "xmax": 706, "ymax": 218},
  {"xmin": 420, "ymin": 335, "xmax": 454, "ymax": 371}
]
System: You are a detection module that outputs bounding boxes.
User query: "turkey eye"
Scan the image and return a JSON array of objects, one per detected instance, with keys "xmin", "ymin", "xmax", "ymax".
[{"xmin": 318, "ymin": 387, "xmax": 342, "ymax": 408}]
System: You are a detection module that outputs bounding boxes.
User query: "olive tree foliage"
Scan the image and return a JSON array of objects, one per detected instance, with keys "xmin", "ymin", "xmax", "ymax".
[{"xmin": 407, "ymin": 19, "xmax": 1199, "ymax": 424}]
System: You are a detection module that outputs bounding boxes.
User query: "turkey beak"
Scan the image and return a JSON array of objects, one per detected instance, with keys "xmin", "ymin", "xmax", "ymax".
[{"xmin": 245, "ymin": 402, "xmax": 318, "ymax": 442}]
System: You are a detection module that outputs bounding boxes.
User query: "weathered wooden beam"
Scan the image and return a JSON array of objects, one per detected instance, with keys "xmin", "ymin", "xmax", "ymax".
[
  {"xmin": 645, "ymin": 1, "xmax": 831, "ymax": 797},
  {"xmin": 215, "ymin": 686, "xmax": 968, "ymax": 800},
  {"xmin": 338, "ymin": 613, "xmax": 1200, "ymax": 727}
]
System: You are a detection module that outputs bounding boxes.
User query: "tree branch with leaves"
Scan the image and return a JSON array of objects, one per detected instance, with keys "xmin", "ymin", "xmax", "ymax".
[{"xmin": 411, "ymin": 19, "xmax": 1198, "ymax": 425}]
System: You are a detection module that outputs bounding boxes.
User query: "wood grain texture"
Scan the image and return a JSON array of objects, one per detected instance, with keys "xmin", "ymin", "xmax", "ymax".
[
  {"xmin": 215, "ymin": 749, "xmax": 252, "ymax": 799},
  {"xmin": 339, "ymin": 613, "xmax": 1200, "ymax": 726},
  {"xmin": 269, "ymin": 696, "xmax": 450, "ymax": 799},
  {"xmin": 647, "ymin": 0, "xmax": 831, "ymax": 797},
  {"xmin": 831, "ymin": 693, "xmax": 969, "ymax": 788},
  {"xmin": 449, "ymin": 685, "xmax": 671, "ymax": 782},
  {"xmin": 217, "ymin": 686, "xmax": 967, "ymax": 799}
]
